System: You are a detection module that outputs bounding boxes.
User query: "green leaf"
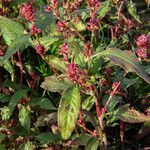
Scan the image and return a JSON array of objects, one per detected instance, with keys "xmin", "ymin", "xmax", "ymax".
[
  {"xmin": 92, "ymin": 48, "xmax": 150, "ymax": 84},
  {"xmin": 71, "ymin": 134, "xmax": 91, "ymax": 146},
  {"xmin": 0, "ymin": 106, "xmax": 11, "ymax": 120},
  {"xmin": 35, "ymin": 112, "xmax": 57, "ymax": 127},
  {"xmin": 0, "ymin": 134, "xmax": 6, "ymax": 142},
  {"xmin": 19, "ymin": 105, "xmax": 31, "ymax": 131},
  {"xmin": 45, "ymin": 55, "xmax": 66, "ymax": 72},
  {"xmin": 122, "ymin": 78, "xmax": 139, "ymax": 89},
  {"xmin": 41, "ymin": 75, "xmax": 72, "ymax": 93},
  {"xmin": 0, "ymin": 144, "xmax": 6, "ymax": 150},
  {"xmin": 23, "ymin": 141, "xmax": 35, "ymax": 150},
  {"xmin": 58, "ymin": 86, "xmax": 81, "ymax": 140},
  {"xmin": 72, "ymin": 20, "xmax": 86, "ymax": 31},
  {"xmin": 82, "ymin": 96, "xmax": 95, "ymax": 111},
  {"xmin": 115, "ymin": 105, "xmax": 150, "ymax": 123},
  {"xmin": 1, "ymin": 34, "xmax": 30, "ymax": 62},
  {"xmin": 0, "ymin": 59, "xmax": 14, "ymax": 75},
  {"xmin": 36, "ymin": 132, "xmax": 61, "ymax": 144},
  {"xmin": 0, "ymin": 16, "xmax": 24, "ymax": 45},
  {"xmin": 8, "ymin": 89, "xmax": 28, "ymax": 114},
  {"xmin": 127, "ymin": 0, "xmax": 141, "ymax": 23},
  {"xmin": 29, "ymin": 97, "xmax": 56, "ymax": 110},
  {"xmin": 85, "ymin": 137, "xmax": 99, "ymax": 150},
  {"xmin": 35, "ymin": 8, "xmax": 55, "ymax": 31},
  {"xmin": 98, "ymin": 0, "xmax": 112, "ymax": 19},
  {"xmin": 33, "ymin": 36, "xmax": 59, "ymax": 51}
]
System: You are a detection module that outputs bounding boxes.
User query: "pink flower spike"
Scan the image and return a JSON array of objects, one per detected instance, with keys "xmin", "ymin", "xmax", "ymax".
[
  {"xmin": 136, "ymin": 48, "xmax": 148, "ymax": 59},
  {"xmin": 35, "ymin": 44, "xmax": 45, "ymax": 55},
  {"xmin": 20, "ymin": 3, "xmax": 35, "ymax": 22},
  {"xmin": 135, "ymin": 34, "xmax": 150, "ymax": 49},
  {"xmin": 30, "ymin": 25, "xmax": 42, "ymax": 35}
]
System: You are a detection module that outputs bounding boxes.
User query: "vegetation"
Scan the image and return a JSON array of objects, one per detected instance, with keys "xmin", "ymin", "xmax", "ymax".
[{"xmin": 0, "ymin": 0, "xmax": 150, "ymax": 149}]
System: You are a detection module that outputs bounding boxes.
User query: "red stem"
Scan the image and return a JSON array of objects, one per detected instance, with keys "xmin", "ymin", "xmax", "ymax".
[{"xmin": 17, "ymin": 51, "xmax": 23, "ymax": 87}]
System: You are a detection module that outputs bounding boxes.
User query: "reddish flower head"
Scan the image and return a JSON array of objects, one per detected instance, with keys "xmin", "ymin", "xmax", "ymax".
[
  {"xmin": 135, "ymin": 34, "xmax": 149, "ymax": 49},
  {"xmin": 87, "ymin": 17, "xmax": 99, "ymax": 31},
  {"xmin": 20, "ymin": 3, "xmax": 35, "ymax": 22},
  {"xmin": 30, "ymin": 25, "xmax": 42, "ymax": 35},
  {"xmin": 66, "ymin": 62, "xmax": 80, "ymax": 82},
  {"xmin": 57, "ymin": 21, "xmax": 67, "ymax": 32},
  {"xmin": 35, "ymin": 44, "xmax": 45, "ymax": 55},
  {"xmin": 87, "ymin": 0, "xmax": 100, "ymax": 9},
  {"xmin": 59, "ymin": 43, "xmax": 70, "ymax": 61},
  {"xmin": 0, "ymin": 50, "xmax": 5, "ymax": 56},
  {"xmin": 136, "ymin": 48, "xmax": 148, "ymax": 59}
]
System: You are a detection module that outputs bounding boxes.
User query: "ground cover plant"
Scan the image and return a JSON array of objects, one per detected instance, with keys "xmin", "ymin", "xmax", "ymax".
[{"xmin": 0, "ymin": 0, "xmax": 150, "ymax": 149}]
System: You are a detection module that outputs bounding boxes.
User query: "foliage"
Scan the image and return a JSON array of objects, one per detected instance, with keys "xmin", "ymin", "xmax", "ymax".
[{"xmin": 0, "ymin": 0, "xmax": 150, "ymax": 149}]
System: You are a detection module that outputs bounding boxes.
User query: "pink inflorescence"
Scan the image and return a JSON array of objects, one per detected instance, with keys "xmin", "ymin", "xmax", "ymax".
[
  {"xmin": 135, "ymin": 34, "xmax": 149, "ymax": 59},
  {"xmin": 20, "ymin": 3, "xmax": 35, "ymax": 22},
  {"xmin": 30, "ymin": 25, "xmax": 42, "ymax": 35},
  {"xmin": 87, "ymin": 17, "xmax": 99, "ymax": 32},
  {"xmin": 66, "ymin": 62, "xmax": 80, "ymax": 82},
  {"xmin": 57, "ymin": 21, "xmax": 67, "ymax": 33},
  {"xmin": 135, "ymin": 34, "xmax": 149, "ymax": 49},
  {"xmin": 87, "ymin": 0, "xmax": 100, "ymax": 9},
  {"xmin": 35, "ymin": 44, "xmax": 45, "ymax": 55},
  {"xmin": 136, "ymin": 48, "xmax": 148, "ymax": 59},
  {"xmin": 59, "ymin": 43, "xmax": 70, "ymax": 61}
]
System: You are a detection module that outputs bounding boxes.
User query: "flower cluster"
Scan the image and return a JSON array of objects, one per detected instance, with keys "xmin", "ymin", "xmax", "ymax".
[
  {"xmin": 20, "ymin": 3, "xmax": 35, "ymax": 22},
  {"xmin": 135, "ymin": 34, "xmax": 149, "ymax": 59},
  {"xmin": 30, "ymin": 25, "xmax": 42, "ymax": 35},
  {"xmin": 35, "ymin": 44, "xmax": 45, "ymax": 56},
  {"xmin": 57, "ymin": 21, "xmax": 72, "ymax": 38},
  {"xmin": 87, "ymin": 17, "xmax": 99, "ymax": 32},
  {"xmin": 63, "ymin": 0, "xmax": 83, "ymax": 12},
  {"xmin": 66, "ymin": 62, "xmax": 86, "ymax": 84},
  {"xmin": 87, "ymin": 0, "xmax": 100, "ymax": 11},
  {"xmin": 45, "ymin": 0, "xmax": 58, "ymax": 12},
  {"xmin": 59, "ymin": 43, "xmax": 70, "ymax": 61}
]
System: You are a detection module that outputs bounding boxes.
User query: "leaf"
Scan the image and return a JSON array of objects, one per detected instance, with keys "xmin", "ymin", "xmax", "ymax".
[
  {"xmin": 35, "ymin": 112, "xmax": 57, "ymax": 127},
  {"xmin": 115, "ymin": 104, "xmax": 150, "ymax": 123},
  {"xmin": 98, "ymin": 0, "xmax": 112, "ymax": 19},
  {"xmin": 35, "ymin": 8, "xmax": 55, "ymax": 31},
  {"xmin": 0, "ymin": 134, "xmax": 6, "ymax": 142},
  {"xmin": 29, "ymin": 97, "xmax": 56, "ymax": 110},
  {"xmin": 23, "ymin": 141, "xmax": 35, "ymax": 150},
  {"xmin": 1, "ymin": 34, "xmax": 30, "ymax": 62},
  {"xmin": 82, "ymin": 96, "xmax": 95, "ymax": 111},
  {"xmin": 33, "ymin": 36, "xmax": 59, "ymax": 51},
  {"xmin": 3, "ymin": 80, "xmax": 25, "ymax": 90},
  {"xmin": 58, "ymin": 86, "xmax": 81, "ymax": 140},
  {"xmin": 0, "ymin": 106, "xmax": 11, "ymax": 120},
  {"xmin": 0, "ymin": 144, "xmax": 6, "ymax": 150},
  {"xmin": 41, "ymin": 75, "xmax": 72, "ymax": 93},
  {"xmin": 45, "ymin": 55, "xmax": 66, "ymax": 72},
  {"xmin": 122, "ymin": 78, "xmax": 139, "ymax": 89},
  {"xmin": 85, "ymin": 137, "xmax": 99, "ymax": 150},
  {"xmin": 92, "ymin": 48, "xmax": 150, "ymax": 84},
  {"xmin": 19, "ymin": 105, "xmax": 31, "ymax": 131},
  {"xmin": 36, "ymin": 132, "xmax": 61, "ymax": 144},
  {"xmin": 74, "ymin": 52, "xmax": 85, "ymax": 68},
  {"xmin": 127, "ymin": 0, "xmax": 141, "ymax": 23},
  {"xmin": 0, "ymin": 59, "xmax": 14, "ymax": 75},
  {"xmin": 8, "ymin": 89, "xmax": 28, "ymax": 114},
  {"xmin": 73, "ymin": 20, "xmax": 86, "ymax": 32},
  {"xmin": 0, "ymin": 16, "xmax": 24, "ymax": 45},
  {"xmin": 70, "ymin": 134, "xmax": 91, "ymax": 146}
]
